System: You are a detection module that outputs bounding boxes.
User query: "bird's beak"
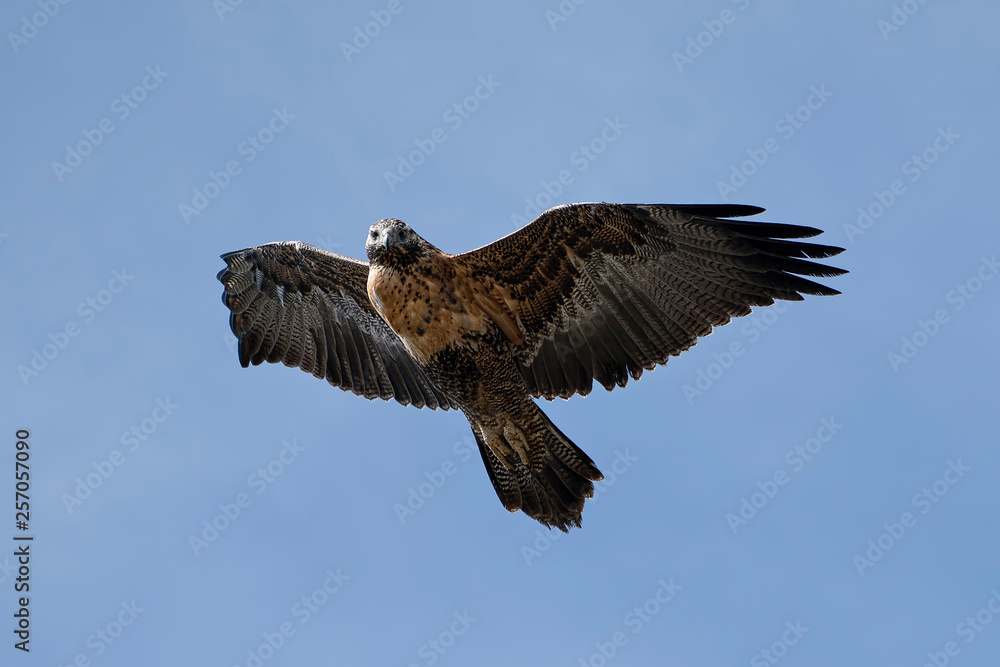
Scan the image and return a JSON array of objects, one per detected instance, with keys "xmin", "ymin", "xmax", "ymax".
[{"xmin": 381, "ymin": 227, "xmax": 396, "ymax": 249}]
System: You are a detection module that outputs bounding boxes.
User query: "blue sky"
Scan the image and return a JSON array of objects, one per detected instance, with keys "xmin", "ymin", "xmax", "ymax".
[{"xmin": 3, "ymin": 1, "xmax": 999, "ymax": 665}]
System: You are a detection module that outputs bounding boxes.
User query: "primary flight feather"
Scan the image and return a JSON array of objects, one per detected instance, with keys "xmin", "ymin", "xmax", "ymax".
[{"xmin": 218, "ymin": 202, "xmax": 845, "ymax": 531}]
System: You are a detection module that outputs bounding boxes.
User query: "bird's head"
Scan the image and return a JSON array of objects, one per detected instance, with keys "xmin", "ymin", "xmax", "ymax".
[{"xmin": 365, "ymin": 218, "xmax": 427, "ymax": 267}]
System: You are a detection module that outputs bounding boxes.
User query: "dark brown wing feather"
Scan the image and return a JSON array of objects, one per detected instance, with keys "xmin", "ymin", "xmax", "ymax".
[
  {"xmin": 217, "ymin": 241, "xmax": 456, "ymax": 410},
  {"xmin": 456, "ymin": 203, "xmax": 846, "ymax": 399}
]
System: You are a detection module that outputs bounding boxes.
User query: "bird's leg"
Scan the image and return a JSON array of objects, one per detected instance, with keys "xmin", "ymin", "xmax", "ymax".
[{"xmin": 475, "ymin": 419, "xmax": 530, "ymax": 469}]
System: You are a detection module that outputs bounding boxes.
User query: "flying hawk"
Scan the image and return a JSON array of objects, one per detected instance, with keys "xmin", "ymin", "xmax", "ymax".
[{"xmin": 217, "ymin": 203, "xmax": 845, "ymax": 531}]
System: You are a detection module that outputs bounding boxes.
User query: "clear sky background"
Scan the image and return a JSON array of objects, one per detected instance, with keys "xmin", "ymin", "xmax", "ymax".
[{"xmin": 2, "ymin": 1, "xmax": 999, "ymax": 665}]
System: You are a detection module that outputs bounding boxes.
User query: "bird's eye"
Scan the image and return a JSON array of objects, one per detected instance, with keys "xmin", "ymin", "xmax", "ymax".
[
  {"xmin": 398, "ymin": 229, "xmax": 408, "ymax": 241},
  {"xmin": 370, "ymin": 230, "xmax": 378, "ymax": 240}
]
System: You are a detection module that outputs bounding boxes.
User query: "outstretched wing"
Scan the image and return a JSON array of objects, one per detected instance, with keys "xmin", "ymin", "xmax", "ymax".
[
  {"xmin": 455, "ymin": 203, "xmax": 846, "ymax": 399},
  {"xmin": 218, "ymin": 241, "xmax": 456, "ymax": 410}
]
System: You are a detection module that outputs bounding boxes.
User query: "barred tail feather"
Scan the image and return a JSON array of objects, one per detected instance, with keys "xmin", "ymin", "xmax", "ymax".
[{"xmin": 468, "ymin": 405, "xmax": 603, "ymax": 531}]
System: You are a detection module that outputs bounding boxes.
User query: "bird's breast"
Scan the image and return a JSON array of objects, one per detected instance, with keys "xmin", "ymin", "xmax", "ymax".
[{"xmin": 367, "ymin": 258, "xmax": 509, "ymax": 365}]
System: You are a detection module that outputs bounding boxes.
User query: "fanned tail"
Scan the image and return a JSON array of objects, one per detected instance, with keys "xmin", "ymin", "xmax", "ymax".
[{"xmin": 468, "ymin": 403, "xmax": 603, "ymax": 532}]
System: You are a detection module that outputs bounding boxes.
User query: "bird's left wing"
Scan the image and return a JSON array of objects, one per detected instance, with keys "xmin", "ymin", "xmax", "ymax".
[
  {"xmin": 454, "ymin": 203, "xmax": 846, "ymax": 400},
  {"xmin": 218, "ymin": 242, "xmax": 457, "ymax": 410}
]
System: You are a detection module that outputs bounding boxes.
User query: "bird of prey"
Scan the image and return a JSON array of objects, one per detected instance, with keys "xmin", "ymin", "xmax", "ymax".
[{"xmin": 217, "ymin": 203, "xmax": 845, "ymax": 531}]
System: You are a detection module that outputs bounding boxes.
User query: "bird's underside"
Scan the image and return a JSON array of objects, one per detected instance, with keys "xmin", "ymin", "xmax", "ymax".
[{"xmin": 218, "ymin": 202, "xmax": 846, "ymax": 531}]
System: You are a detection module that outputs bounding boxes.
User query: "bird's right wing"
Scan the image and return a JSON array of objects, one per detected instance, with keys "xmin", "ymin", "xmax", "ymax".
[{"xmin": 218, "ymin": 242, "xmax": 457, "ymax": 410}]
